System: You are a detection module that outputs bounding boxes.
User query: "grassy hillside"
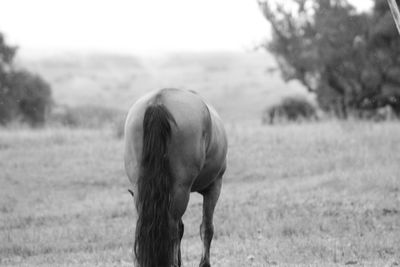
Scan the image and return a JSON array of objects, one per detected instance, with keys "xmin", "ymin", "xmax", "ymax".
[
  {"xmin": 1, "ymin": 121, "xmax": 400, "ymax": 266},
  {"xmin": 20, "ymin": 52, "xmax": 305, "ymax": 122}
]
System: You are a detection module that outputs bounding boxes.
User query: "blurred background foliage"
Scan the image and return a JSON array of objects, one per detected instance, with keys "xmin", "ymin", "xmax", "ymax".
[
  {"xmin": 259, "ymin": 0, "xmax": 400, "ymax": 120},
  {"xmin": 0, "ymin": 33, "xmax": 52, "ymax": 126}
]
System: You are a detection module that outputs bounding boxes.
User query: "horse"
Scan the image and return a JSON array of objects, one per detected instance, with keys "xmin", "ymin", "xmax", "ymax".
[{"xmin": 124, "ymin": 88, "xmax": 228, "ymax": 267}]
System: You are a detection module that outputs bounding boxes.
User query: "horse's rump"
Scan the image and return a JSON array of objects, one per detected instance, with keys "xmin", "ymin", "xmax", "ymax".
[{"xmin": 124, "ymin": 88, "xmax": 228, "ymax": 267}]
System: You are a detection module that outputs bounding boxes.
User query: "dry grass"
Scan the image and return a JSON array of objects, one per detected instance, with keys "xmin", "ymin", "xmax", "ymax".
[{"xmin": 1, "ymin": 121, "xmax": 400, "ymax": 266}]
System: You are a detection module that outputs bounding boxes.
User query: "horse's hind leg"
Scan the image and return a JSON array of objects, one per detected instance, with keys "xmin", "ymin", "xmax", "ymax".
[
  {"xmin": 170, "ymin": 187, "xmax": 190, "ymax": 267},
  {"xmin": 178, "ymin": 219, "xmax": 184, "ymax": 267},
  {"xmin": 199, "ymin": 177, "xmax": 222, "ymax": 267}
]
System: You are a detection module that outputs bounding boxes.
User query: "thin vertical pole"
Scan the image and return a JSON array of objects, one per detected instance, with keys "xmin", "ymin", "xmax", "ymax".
[{"xmin": 388, "ymin": 0, "xmax": 400, "ymax": 35}]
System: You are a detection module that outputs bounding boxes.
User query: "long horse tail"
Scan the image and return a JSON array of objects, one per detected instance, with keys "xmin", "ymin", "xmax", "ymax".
[{"xmin": 134, "ymin": 102, "xmax": 175, "ymax": 267}]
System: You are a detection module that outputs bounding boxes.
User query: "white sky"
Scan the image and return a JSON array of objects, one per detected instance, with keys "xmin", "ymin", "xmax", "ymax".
[{"xmin": 0, "ymin": 0, "xmax": 373, "ymax": 56}]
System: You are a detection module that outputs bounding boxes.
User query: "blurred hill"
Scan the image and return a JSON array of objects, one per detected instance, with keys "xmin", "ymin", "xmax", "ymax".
[{"xmin": 18, "ymin": 51, "xmax": 305, "ymax": 122}]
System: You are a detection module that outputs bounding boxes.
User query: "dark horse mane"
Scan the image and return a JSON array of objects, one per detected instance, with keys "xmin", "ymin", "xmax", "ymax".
[{"xmin": 135, "ymin": 101, "xmax": 176, "ymax": 267}]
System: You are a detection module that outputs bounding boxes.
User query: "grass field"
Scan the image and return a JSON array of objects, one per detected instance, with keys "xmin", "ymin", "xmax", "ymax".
[
  {"xmin": 1, "ymin": 121, "xmax": 400, "ymax": 266},
  {"xmin": 1, "ymin": 52, "xmax": 400, "ymax": 266}
]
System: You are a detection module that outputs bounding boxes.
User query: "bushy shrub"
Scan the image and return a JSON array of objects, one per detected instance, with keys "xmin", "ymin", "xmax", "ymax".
[
  {"xmin": 262, "ymin": 95, "xmax": 318, "ymax": 124},
  {"xmin": 0, "ymin": 86, "xmax": 19, "ymax": 125},
  {"xmin": 0, "ymin": 33, "xmax": 52, "ymax": 126},
  {"xmin": 0, "ymin": 70, "xmax": 52, "ymax": 126}
]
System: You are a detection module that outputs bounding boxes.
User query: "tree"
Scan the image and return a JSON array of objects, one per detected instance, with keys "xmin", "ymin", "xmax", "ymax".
[
  {"xmin": 0, "ymin": 32, "xmax": 18, "ymax": 124},
  {"xmin": 0, "ymin": 32, "xmax": 52, "ymax": 126},
  {"xmin": 259, "ymin": 0, "xmax": 400, "ymax": 118}
]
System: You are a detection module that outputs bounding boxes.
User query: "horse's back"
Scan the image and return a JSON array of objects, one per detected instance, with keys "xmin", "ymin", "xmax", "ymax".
[{"xmin": 124, "ymin": 88, "xmax": 227, "ymax": 193}]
